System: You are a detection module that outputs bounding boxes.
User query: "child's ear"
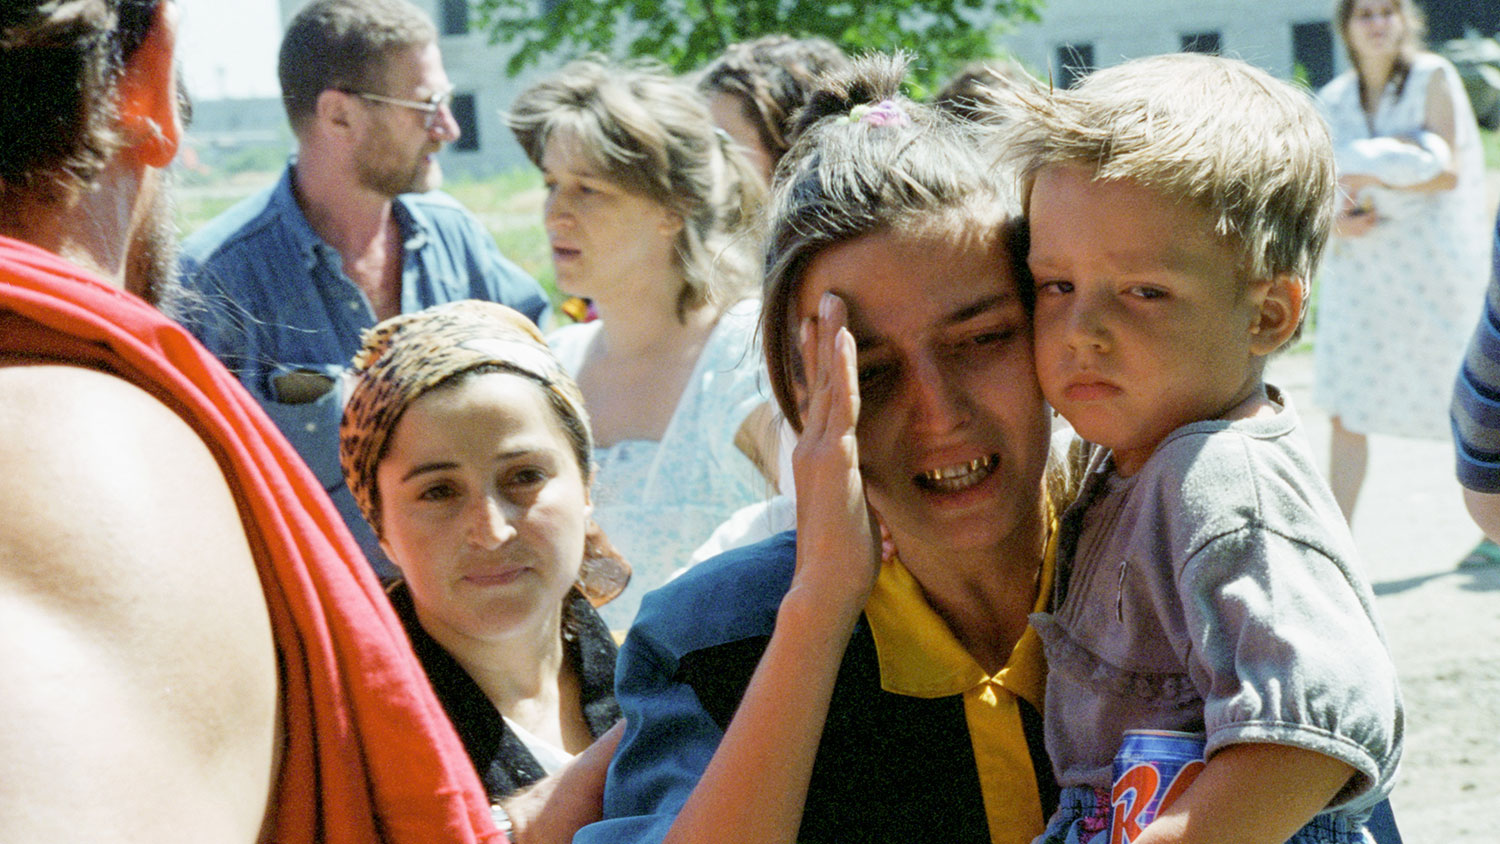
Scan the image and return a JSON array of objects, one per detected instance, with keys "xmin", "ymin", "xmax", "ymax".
[
  {"xmin": 1247, "ymin": 273, "xmax": 1304, "ymax": 356},
  {"xmin": 656, "ymin": 208, "xmax": 685, "ymax": 238}
]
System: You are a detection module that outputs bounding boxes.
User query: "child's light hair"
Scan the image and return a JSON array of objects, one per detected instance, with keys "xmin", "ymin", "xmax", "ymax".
[{"xmin": 998, "ymin": 54, "xmax": 1336, "ymax": 307}]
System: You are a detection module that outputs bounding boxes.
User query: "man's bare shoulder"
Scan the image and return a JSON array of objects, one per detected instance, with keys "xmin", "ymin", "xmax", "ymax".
[
  {"xmin": 0, "ymin": 363, "xmax": 255, "ymax": 597},
  {"xmin": 0, "ymin": 362, "xmax": 278, "ymax": 841}
]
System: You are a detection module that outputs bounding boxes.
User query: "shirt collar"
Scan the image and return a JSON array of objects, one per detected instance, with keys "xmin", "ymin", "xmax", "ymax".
[
  {"xmin": 864, "ymin": 515, "xmax": 1058, "ymax": 708},
  {"xmin": 269, "ymin": 162, "xmax": 329, "ymax": 272},
  {"xmin": 272, "ymin": 160, "xmax": 433, "ymax": 268},
  {"xmin": 391, "ymin": 191, "xmax": 431, "ymax": 252}
]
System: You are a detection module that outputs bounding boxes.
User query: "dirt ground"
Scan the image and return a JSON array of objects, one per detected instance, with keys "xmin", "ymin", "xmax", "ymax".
[{"xmin": 1266, "ymin": 350, "xmax": 1500, "ymax": 841}]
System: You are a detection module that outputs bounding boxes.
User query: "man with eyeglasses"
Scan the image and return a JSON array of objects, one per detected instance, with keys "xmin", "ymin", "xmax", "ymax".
[
  {"xmin": 179, "ymin": 0, "xmax": 549, "ymax": 576},
  {"xmin": 0, "ymin": 0, "xmax": 508, "ymax": 840}
]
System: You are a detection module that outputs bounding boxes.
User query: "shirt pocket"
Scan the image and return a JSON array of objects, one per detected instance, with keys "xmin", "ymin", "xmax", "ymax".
[{"xmin": 1031, "ymin": 611, "xmax": 1200, "ymax": 710}]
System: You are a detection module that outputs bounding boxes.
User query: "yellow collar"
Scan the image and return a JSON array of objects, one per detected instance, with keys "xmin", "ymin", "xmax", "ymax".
[{"xmin": 863, "ymin": 522, "xmax": 1057, "ymax": 707}]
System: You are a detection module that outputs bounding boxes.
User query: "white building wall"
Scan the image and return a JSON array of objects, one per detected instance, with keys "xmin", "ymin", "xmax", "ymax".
[
  {"xmin": 996, "ymin": 0, "xmax": 1341, "ymax": 84},
  {"xmin": 268, "ymin": 0, "xmax": 1349, "ymax": 178},
  {"xmin": 428, "ymin": 22, "xmax": 553, "ymax": 177},
  {"xmin": 275, "ymin": 0, "xmax": 543, "ymax": 178}
]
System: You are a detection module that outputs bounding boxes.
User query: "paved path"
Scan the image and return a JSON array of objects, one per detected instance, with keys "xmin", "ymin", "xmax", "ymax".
[{"xmin": 1267, "ymin": 349, "xmax": 1500, "ymax": 841}]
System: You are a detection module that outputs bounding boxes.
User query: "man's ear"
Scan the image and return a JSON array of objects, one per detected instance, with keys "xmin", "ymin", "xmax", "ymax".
[
  {"xmin": 315, "ymin": 88, "xmax": 358, "ymax": 132},
  {"xmin": 116, "ymin": 0, "xmax": 181, "ymax": 169},
  {"xmin": 1248, "ymin": 272, "xmax": 1305, "ymax": 356}
]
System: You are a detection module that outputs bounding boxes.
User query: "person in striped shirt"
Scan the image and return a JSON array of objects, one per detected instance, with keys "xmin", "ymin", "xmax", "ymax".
[{"xmin": 1451, "ymin": 208, "xmax": 1500, "ymax": 566}]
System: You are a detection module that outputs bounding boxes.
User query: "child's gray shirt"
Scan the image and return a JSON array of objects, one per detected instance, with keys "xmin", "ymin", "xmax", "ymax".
[{"xmin": 1032, "ymin": 387, "xmax": 1402, "ymax": 814}]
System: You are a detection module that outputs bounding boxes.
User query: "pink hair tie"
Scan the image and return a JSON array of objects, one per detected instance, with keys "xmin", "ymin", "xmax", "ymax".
[{"xmin": 843, "ymin": 99, "xmax": 910, "ymax": 127}]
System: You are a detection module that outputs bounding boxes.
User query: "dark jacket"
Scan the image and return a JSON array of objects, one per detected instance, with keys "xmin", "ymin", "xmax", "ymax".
[
  {"xmin": 388, "ymin": 582, "xmax": 621, "ymax": 798},
  {"xmin": 578, "ymin": 531, "xmax": 1057, "ymax": 844}
]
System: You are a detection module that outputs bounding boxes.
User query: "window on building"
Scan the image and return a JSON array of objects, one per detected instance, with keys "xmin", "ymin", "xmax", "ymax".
[
  {"xmin": 440, "ymin": 0, "xmax": 468, "ymax": 36},
  {"xmin": 450, "ymin": 92, "xmax": 479, "ymax": 152},
  {"xmin": 1292, "ymin": 21, "xmax": 1335, "ymax": 90},
  {"xmin": 1180, "ymin": 31, "xmax": 1221, "ymax": 55},
  {"xmin": 1053, "ymin": 43, "xmax": 1095, "ymax": 89}
]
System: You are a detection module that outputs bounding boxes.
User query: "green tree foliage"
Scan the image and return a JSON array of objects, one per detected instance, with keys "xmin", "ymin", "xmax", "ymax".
[{"xmin": 474, "ymin": 0, "xmax": 1044, "ymax": 88}]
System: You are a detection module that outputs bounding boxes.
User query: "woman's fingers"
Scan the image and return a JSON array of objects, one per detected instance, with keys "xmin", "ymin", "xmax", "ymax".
[
  {"xmin": 823, "ymin": 295, "xmax": 860, "ymax": 443},
  {"xmin": 797, "ymin": 293, "xmax": 853, "ymax": 455},
  {"xmin": 799, "ymin": 292, "xmax": 845, "ymax": 442},
  {"xmin": 791, "ymin": 293, "xmax": 879, "ymax": 602},
  {"xmin": 798, "ymin": 316, "xmax": 827, "ymax": 442}
]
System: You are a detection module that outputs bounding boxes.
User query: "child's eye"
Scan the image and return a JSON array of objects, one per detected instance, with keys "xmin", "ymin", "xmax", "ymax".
[
  {"xmin": 1036, "ymin": 280, "xmax": 1073, "ymax": 295},
  {"xmin": 1128, "ymin": 286, "xmax": 1167, "ymax": 300}
]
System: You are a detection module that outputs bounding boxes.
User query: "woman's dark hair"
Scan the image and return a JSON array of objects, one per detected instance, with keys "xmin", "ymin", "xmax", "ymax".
[
  {"xmin": 931, "ymin": 59, "xmax": 1034, "ymax": 125},
  {"xmin": 695, "ymin": 34, "xmax": 851, "ymax": 169},
  {"xmin": 759, "ymin": 52, "xmax": 1021, "ymax": 432}
]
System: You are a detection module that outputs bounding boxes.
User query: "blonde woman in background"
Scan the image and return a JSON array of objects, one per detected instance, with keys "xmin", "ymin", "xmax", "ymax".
[
  {"xmin": 508, "ymin": 60, "xmax": 775, "ymax": 627},
  {"xmin": 1313, "ymin": 0, "xmax": 1490, "ymax": 557}
]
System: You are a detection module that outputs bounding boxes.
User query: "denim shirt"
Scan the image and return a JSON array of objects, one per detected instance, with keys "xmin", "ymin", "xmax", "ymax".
[{"xmin": 178, "ymin": 163, "xmax": 550, "ymax": 573}]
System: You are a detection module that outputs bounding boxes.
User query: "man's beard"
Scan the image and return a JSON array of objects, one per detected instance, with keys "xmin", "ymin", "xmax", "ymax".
[
  {"xmin": 356, "ymin": 144, "xmax": 442, "ymax": 197},
  {"xmin": 124, "ymin": 168, "xmax": 186, "ymax": 313}
]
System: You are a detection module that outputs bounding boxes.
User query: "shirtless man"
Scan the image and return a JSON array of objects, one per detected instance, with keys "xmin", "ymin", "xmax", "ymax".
[{"xmin": 0, "ymin": 2, "xmax": 499, "ymax": 840}]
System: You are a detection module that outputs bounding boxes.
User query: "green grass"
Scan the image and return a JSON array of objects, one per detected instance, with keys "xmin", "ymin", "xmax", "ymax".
[
  {"xmin": 445, "ymin": 167, "xmax": 558, "ymax": 302},
  {"xmin": 174, "ymin": 169, "xmax": 280, "ymax": 236},
  {"xmin": 1483, "ymin": 127, "xmax": 1500, "ymax": 170},
  {"xmin": 176, "ymin": 193, "xmax": 241, "ymax": 233},
  {"xmin": 173, "ymin": 164, "xmax": 563, "ymax": 304}
]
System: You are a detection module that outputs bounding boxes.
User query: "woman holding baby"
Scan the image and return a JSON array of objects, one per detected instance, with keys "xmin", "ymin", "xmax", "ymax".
[{"xmin": 1314, "ymin": 0, "xmax": 1490, "ymax": 538}]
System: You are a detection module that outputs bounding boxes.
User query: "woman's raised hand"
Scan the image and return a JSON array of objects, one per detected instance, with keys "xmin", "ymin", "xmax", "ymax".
[
  {"xmin": 790, "ymin": 292, "xmax": 881, "ymax": 612},
  {"xmin": 660, "ymin": 293, "xmax": 884, "ymax": 844}
]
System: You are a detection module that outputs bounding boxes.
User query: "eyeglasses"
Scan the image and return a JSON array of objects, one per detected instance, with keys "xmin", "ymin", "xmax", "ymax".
[{"xmin": 339, "ymin": 88, "xmax": 454, "ymax": 130}]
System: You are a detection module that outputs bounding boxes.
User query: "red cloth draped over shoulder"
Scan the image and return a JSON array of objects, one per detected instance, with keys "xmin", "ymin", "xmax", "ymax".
[{"xmin": 0, "ymin": 236, "xmax": 502, "ymax": 844}]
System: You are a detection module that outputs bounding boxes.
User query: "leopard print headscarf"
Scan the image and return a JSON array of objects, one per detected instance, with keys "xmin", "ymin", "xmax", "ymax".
[{"xmin": 339, "ymin": 300, "xmax": 628, "ymax": 605}]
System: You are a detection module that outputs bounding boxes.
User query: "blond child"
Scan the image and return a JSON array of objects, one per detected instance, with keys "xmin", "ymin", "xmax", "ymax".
[{"xmin": 999, "ymin": 54, "xmax": 1403, "ymax": 844}]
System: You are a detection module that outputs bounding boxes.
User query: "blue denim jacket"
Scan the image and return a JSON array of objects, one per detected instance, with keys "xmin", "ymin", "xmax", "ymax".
[{"xmin": 178, "ymin": 164, "xmax": 549, "ymax": 573}]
